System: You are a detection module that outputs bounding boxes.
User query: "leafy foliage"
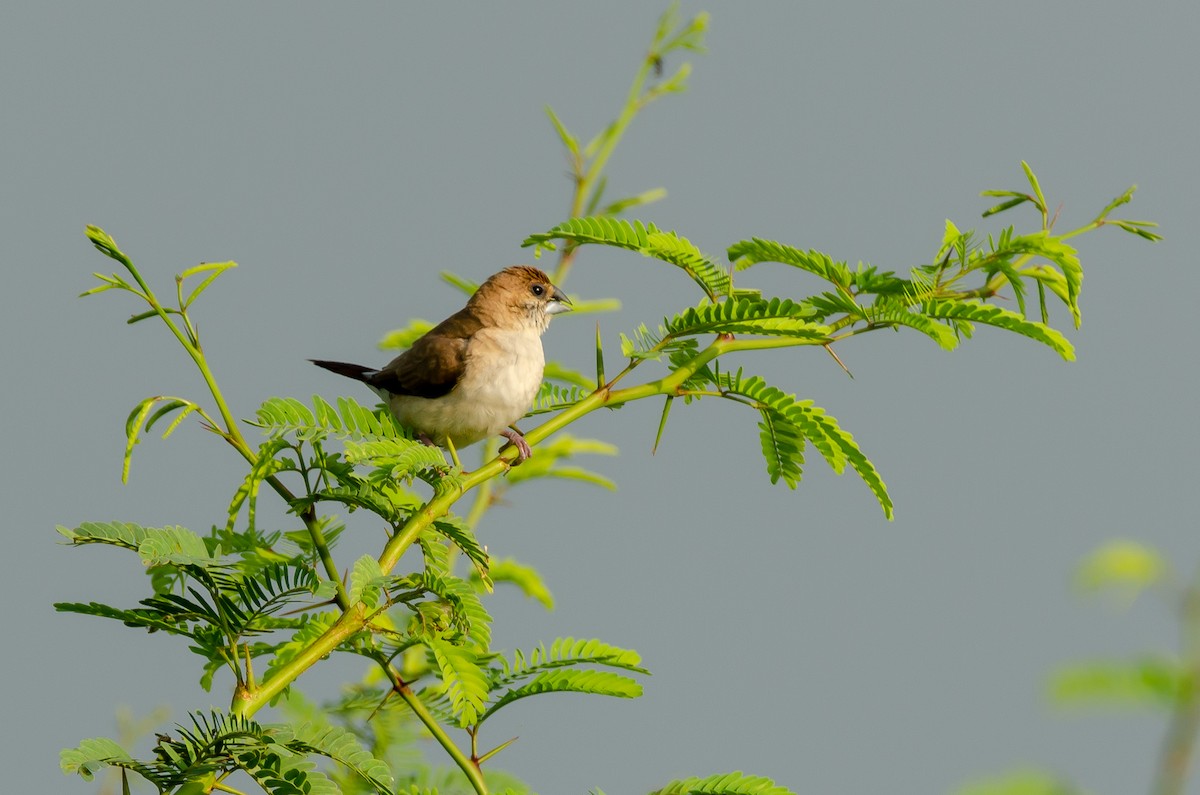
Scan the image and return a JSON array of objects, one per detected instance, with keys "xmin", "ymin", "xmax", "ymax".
[
  {"xmin": 922, "ymin": 299, "xmax": 1074, "ymax": 360},
  {"xmin": 523, "ymin": 216, "xmax": 732, "ymax": 300},
  {"xmin": 63, "ymin": 7, "xmax": 1160, "ymax": 793},
  {"xmin": 663, "ymin": 297, "xmax": 829, "ymax": 340},
  {"xmin": 1050, "ymin": 657, "xmax": 1184, "ymax": 709},
  {"xmin": 952, "ymin": 770, "xmax": 1080, "ymax": 795},
  {"xmin": 56, "ymin": 525, "xmax": 334, "ymax": 692},
  {"xmin": 253, "ymin": 395, "xmax": 410, "ymax": 445},
  {"xmin": 478, "ymin": 637, "xmax": 648, "ymax": 725},
  {"xmin": 62, "ymin": 711, "xmax": 395, "ymax": 795},
  {"xmin": 665, "ymin": 364, "xmax": 894, "ymax": 519},
  {"xmin": 475, "ymin": 557, "xmax": 555, "ymax": 609},
  {"xmin": 1073, "ymin": 539, "xmax": 1167, "ymax": 601},
  {"xmin": 427, "ymin": 637, "xmax": 492, "ymax": 727},
  {"xmin": 650, "ymin": 771, "xmax": 798, "ymax": 795},
  {"xmin": 479, "ymin": 668, "xmax": 643, "ymax": 725}
]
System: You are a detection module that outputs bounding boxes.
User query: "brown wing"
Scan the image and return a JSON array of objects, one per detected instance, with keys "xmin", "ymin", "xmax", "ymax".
[{"xmin": 367, "ymin": 307, "xmax": 483, "ymax": 399}]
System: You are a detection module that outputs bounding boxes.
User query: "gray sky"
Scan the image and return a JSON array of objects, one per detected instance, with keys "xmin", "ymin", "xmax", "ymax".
[{"xmin": 4, "ymin": 3, "xmax": 1198, "ymax": 794}]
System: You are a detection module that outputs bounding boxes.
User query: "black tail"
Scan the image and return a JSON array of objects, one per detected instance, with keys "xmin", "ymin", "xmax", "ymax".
[{"xmin": 310, "ymin": 359, "xmax": 376, "ymax": 383}]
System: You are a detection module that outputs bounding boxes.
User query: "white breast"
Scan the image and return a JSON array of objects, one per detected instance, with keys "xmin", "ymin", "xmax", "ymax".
[{"xmin": 388, "ymin": 327, "xmax": 544, "ymax": 448}]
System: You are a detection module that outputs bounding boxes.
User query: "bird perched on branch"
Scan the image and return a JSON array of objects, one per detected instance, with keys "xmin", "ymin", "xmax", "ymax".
[{"xmin": 312, "ymin": 266, "xmax": 571, "ymax": 466}]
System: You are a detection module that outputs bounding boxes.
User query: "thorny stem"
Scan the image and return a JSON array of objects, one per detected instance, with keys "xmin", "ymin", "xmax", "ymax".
[
  {"xmin": 1152, "ymin": 573, "xmax": 1200, "ymax": 795},
  {"xmin": 551, "ymin": 15, "xmax": 674, "ymax": 288},
  {"xmin": 117, "ymin": 253, "xmax": 352, "ymax": 611},
  {"xmin": 368, "ymin": 651, "xmax": 488, "ymax": 795}
]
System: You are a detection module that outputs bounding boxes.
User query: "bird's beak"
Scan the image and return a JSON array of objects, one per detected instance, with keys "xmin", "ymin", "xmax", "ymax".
[{"xmin": 546, "ymin": 286, "xmax": 572, "ymax": 315}]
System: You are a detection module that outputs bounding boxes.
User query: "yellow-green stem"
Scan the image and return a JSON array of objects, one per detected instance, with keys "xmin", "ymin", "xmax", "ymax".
[{"xmin": 126, "ymin": 258, "xmax": 351, "ymax": 608}]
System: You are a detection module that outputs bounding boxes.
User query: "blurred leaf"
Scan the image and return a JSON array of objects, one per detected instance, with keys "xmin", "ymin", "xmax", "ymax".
[
  {"xmin": 1075, "ymin": 539, "xmax": 1167, "ymax": 602},
  {"xmin": 564, "ymin": 296, "xmax": 623, "ymax": 315},
  {"xmin": 475, "ymin": 558, "xmax": 555, "ymax": 610},
  {"xmin": 440, "ymin": 271, "xmax": 478, "ymax": 296},
  {"xmin": 650, "ymin": 771, "xmax": 795, "ymax": 795},
  {"xmin": 378, "ymin": 319, "xmax": 434, "ymax": 351},
  {"xmin": 544, "ymin": 104, "xmax": 579, "ymax": 158},
  {"xmin": 1050, "ymin": 657, "xmax": 1183, "ymax": 709},
  {"xmin": 601, "ymin": 186, "xmax": 666, "ymax": 216},
  {"xmin": 503, "ymin": 434, "xmax": 618, "ymax": 491},
  {"xmin": 349, "ymin": 555, "xmax": 384, "ymax": 608},
  {"xmin": 544, "ymin": 361, "xmax": 596, "ymax": 389},
  {"xmin": 954, "ymin": 770, "xmax": 1079, "ymax": 795}
]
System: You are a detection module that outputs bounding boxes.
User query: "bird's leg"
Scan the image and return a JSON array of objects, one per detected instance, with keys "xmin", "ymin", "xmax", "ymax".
[
  {"xmin": 444, "ymin": 435, "xmax": 463, "ymax": 470},
  {"xmin": 500, "ymin": 426, "xmax": 532, "ymax": 463}
]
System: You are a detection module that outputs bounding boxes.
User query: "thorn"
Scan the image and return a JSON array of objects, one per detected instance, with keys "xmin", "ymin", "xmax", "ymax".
[
  {"xmin": 477, "ymin": 735, "xmax": 520, "ymax": 765},
  {"xmin": 366, "ymin": 687, "xmax": 397, "ymax": 722},
  {"xmin": 824, "ymin": 343, "xmax": 854, "ymax": 379}
]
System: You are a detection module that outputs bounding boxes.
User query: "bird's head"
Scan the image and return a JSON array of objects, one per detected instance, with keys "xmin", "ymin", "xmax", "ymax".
[{"xmin": 469, "ymin": 265, "xmax": 572, "ymax": 332}]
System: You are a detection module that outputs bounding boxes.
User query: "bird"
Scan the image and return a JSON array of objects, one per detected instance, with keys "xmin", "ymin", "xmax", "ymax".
[{"xmin": 311, "ymin": 266, "xmax": 572, "ymax": 466}]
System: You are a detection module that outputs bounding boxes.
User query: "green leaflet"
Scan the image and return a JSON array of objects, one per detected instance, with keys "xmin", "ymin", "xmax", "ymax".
[
  {"xmin": 122, "ymin": 396, "xmax": 204, "ymax": 483},
  {"xmin": 377, "ymin": 319, "xmax": 434, "ymax": 351},
  {"xmin": 502, "ymin": 433, "xmax": 618, "ymax": 491},
  {"xmin": 426, "ymin": 637, "xmax": 491, "ymax": 727},
  {"xmin": 620, "ymin": 322, "xmax": 700, "ymax": 360},
  {"xmin": 650, "ymin": 771, "xmax": 798, "ymax": 795},
  {"xmin": 478, "ymin": 668, "xmax": 643, "ymax": 725},
  {"xmin": 226, "ymin": 438, "xmax": 296, "ymax": 534},
  {"xmin": 1074, "ymin": 539, "xmax": 1167, "ymax": 598},
  {"xmin": 714, "ymin": 374, "xmax": 894, "ymax": 519},
  {"xmin": 343, "ymin": 436, "xmax": 448, "ymax": 475},
  {"xmin": 271, "ymin": 722, "xmax": 395, "ymax": 794},
  {"xmin": 252, "ymin": 395, "xmax": 406, "ymax": 443},
  {"xmin": 60, "ymin": 737, "xmax": 137, "ymax": 782},
  {"xmin": 1050, "ymin": 657, "xmax": 1183, "ymax": 708},
  {"xmin": 60, "ymin": 737, "xmax": 178, "ymax": 790},
  {"xmin": 529, "ymin": 380, "xmax": 591, "ymax": 414},
  {"xmin": 475, "ymin": 557, "xmax": 555, "ymax": 609},
  {"xmin": 522, "ymin": 216, "xmax": 731, "ymax": 300},
  {"xmin": 54, "ymin": 600, "xmax": 196, "ymax": 637},
  {"xmin": 728, "ymin": 238, "xmax": 854, "ymax": 287},
  {"xmin": 59, "ymin": 556, "xmax": 328, "ymax": 694},
  {"xmin": 923, "ymin": 299, "xmax": 1075, "ymax": 360},
  {"xmin": 1004, "ymin": 231, "xmax": 1082, "ymax": 328},
  {"xmin": 544, "ymin": 360, "xmax": 597, "ymax": 389},
  {"xmin": 664, "ymin": 296, "xmax": 830, "ymax": 340},
  {"xmin": 757, "ymin": 406, "xmax": 806, "ymax": 489},
  {"xmin": 252, "ymin": 395, "xmax": 450, "ymax": 481},
  {"xmin": 431, "ymin": 516, "xmax": 490, "ymax": 584},
  {"xmin": 397, "ymin": 569, "xmax": 494, "ymax": 650},
  {"xmin": 498, "ymin": 636, "xmax": 648, "ymax": 681},
  {"xmin": 952, "ymin": 770, "xmax": 1074, "ymax": 795},
  {"xmin": 349, "ymin": 555, "xmax": 385, "ymax": 608},
  {"xmin": 58, "ymin": 521, "xmax": 190, "ymax": 554},
  {"xmin": 137, "ymin": 526, "xmax": 212, "ymax": 566},
  {"xmin": 61, "ymin": 711, "xmax": 395, "ymax": 795},
  {"xmin": 476, "ymin": 637, "xmax": 648, "ymax": 724},
  {"xmin": 244, "ymin": 756, "xmax": 339, "ymax": 795},
  {"xmin": 867, "ymin": 299, "xmax": 960, "ymax": 350},
  {"xmin": 291, "ymin": 482, "xmax": 409, "ymax": 525}
]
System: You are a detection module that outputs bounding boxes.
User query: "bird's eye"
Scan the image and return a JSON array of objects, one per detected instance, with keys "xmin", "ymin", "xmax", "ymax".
[{"xmin": 530, "ymin": 284, "xmax": 545, "ymax": 297}]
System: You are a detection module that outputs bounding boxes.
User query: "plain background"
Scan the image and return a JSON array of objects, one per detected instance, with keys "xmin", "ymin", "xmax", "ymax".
[{"xmin": 3, "ymin": 3, "xmax": 1197, "ymax": 793}]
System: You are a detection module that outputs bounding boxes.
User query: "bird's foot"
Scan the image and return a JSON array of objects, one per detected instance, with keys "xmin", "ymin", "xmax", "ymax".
[{"xmin": 500, "ymin": 428, "xmax": 532, "ymax": 463}]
